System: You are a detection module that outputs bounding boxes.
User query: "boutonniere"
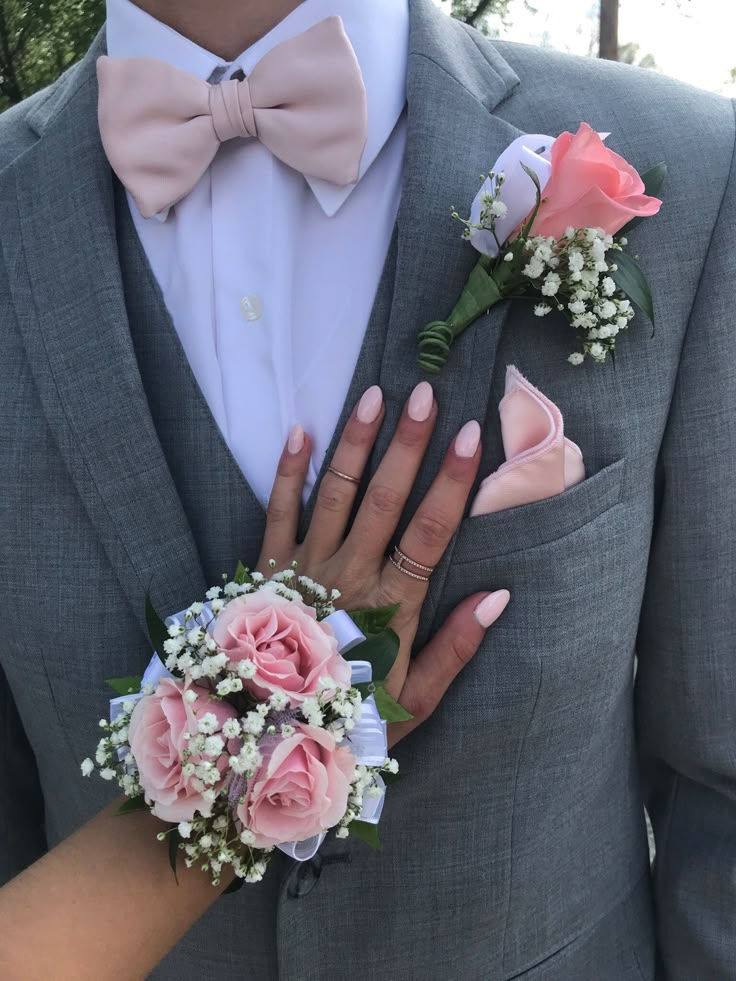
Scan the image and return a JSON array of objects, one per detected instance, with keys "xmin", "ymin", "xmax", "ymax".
[{"xmin": 418, "ymin": 123, "xmax": 666, "ymax": 374}]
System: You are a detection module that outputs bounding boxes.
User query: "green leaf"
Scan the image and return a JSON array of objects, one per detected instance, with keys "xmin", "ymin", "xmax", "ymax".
[
  {"xmin": 234, "ymin": 561, "xmax": 249, "ymax": 586},
  {"xmin": 145, "ymin": 593, "xmax": 170, "ymax": 657},
  {"xmin": 168, "ymin": 828, "xmax": 181, "ymax": 884},
  {"xmin": 117, "ymin": 795, "xmax": 147, "ymax": 816},
  {"xmin": 520, "ymin": 163, "xmax": 544, "ymax": 239},
  {"xmin": 349, "ymin": 604, "xmax": 400, "ymax": 637},
  {"xmin": 618, "ymin": 162, "xmax": 667, "ymax": 237},
  {"xmin": 641, "ymin": 161, "xmax": 668, "ymax": 200},
  {"xmin": 610, "ymin": 251, "xmax": 655, "ymax": 325},
  {"xmin": 380, "ymin": 771, "xmax": 404, "ymax": 786},
  {"xmin": 374, "ymin": 686, "xmax": 413, "ymax": 723},
  {"xmin": 347, "ymin": 629, "xmax": 400, "ymax": 682},
  {"xmin": 445, "ymin": 258, "xmax": 503, "ymax": 334},
  {"xmin": 520, "ymin": 162, "xmax": 542, "ymax": 195},
  {"xmin": 349, "ymin": 820, "xmax": 382, "ymax": 851},
  {"xmin": 105, "ymin": 675, "xmax": 143, "ymax": 697}
]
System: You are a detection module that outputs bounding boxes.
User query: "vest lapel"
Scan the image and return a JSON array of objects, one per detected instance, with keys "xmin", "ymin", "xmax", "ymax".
[
  {"xmin": 0, "ymin": 37, "xmax": 205, "ymax": 631},
  {"xmin": 115, "ymin": 186, "xmax": 268, "ymax": 582}
]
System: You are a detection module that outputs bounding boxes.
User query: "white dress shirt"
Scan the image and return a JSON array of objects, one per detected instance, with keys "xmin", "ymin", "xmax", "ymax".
[{"xmin": 105, "ymin": 0, "xmax": 409, "ymax": 505}]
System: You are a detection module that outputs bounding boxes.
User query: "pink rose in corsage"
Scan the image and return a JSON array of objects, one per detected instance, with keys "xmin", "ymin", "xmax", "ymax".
[
  {"xmin": 240, "ymin": 724, "xmax": 356, "ymax": 848},
  {"xmin": 211, "ymin": 590, "xmax": 351, "ymax": 705},
  {"xmin": 83, "ymin": 565, "xmax": 407, "ymax": 887},
  {"xmin": 418, "ymin": 122, "xmax": 665, "ymax": 373},
  {"xmin": 128, "ymin": 677, "xmax": 238, "ymax": 823}
]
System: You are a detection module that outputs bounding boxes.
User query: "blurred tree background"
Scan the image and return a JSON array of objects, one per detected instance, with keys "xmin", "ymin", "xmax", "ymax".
[
  {"xmin": 0, "ymin": 0, "xmax": 723, "ymax": 112},
  {"xmin": 0, "ymin": 0, "xmax": 103, "ymax": 109},
  {"xmin": 453, "ymin": 0, "xmax": 619, "ymax": 59},
  {"xmin": 450, "ymin": 0, "xmax": 515, "ymax": 29}
]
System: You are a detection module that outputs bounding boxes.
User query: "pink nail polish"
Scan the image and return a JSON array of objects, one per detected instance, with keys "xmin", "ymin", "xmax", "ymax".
[
  {"xmin": 408, "ymin": 381, "xmax": 434, "ymax": 422},
  {"xmin": 287, "ymin": 423, "xmax": 305, "ymax": 455},
  {"xmin": 455, "ymin": 420, "xmax": 481, "ymax": 458},
  {"xmin": 357, "ymin": 385, "xmax": 383, "ymax": 424},
  {"xmin": 474, "ymin": 590, "xmax": 511, "ymax": 628}
]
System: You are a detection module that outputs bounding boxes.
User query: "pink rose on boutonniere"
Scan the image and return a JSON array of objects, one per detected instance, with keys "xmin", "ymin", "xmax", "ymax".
[
  {"xmin": 531, "ymin": 123, "xmax": 661, "ymax": 240},
  {"xmin": 128, "ymin": 677, "xmax": 238, "ymax": 823},
  {"xmin": 211, "ymin": 591, "xmax": 351, "ymax": 705},
  {"xmin": 420, "ymin": 122, "xmax": 665, "ymax": 373},
  {"xmin": 239, "ymin": 723, "xmax": 356, "ymax": 848}
]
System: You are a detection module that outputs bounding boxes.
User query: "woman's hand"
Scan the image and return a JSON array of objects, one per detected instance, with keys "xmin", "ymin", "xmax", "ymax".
[{"xmin": 257, "ymin": 383, "xmax": 510, "ymax": 744}]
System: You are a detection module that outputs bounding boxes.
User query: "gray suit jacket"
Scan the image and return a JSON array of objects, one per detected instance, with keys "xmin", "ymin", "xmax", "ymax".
[{"xmin": 1, "ymin": 2, "xmax": 735, "ymax": 977}]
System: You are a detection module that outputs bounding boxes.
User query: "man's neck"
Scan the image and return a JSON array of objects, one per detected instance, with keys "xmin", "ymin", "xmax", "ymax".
[{"xmin": 131, "ymin": 1, "xmax": 304, "ymax": 60}]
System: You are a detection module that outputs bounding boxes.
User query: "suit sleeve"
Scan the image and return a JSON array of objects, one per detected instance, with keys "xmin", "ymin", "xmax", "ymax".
[
  {"xmin": 0, "ymin": 662, "xmax": 47, "ymax": 885},
  {"xmin": 636, "ymin": 100, "xmax": 736, "ymax": 979}
]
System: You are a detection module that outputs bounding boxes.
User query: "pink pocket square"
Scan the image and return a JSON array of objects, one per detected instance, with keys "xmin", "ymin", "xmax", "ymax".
[{"xmin": 470, "ymin": 366, "xmax": 585, "ymax": 517}]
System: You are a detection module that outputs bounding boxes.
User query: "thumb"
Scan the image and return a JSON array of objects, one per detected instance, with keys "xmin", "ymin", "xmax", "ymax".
[{"xmin": 388, "ymin": 589, "xmax": 510, "ymax": 747}]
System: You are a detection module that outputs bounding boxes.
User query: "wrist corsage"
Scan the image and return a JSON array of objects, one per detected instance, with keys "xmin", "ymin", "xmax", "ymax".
[{"xmin": 82, "ymin": 564, "xmax": 408, "ymax": 886}]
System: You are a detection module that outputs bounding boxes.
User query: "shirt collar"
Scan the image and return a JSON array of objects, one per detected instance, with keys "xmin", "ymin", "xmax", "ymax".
[{"xmin": 105, "ymin": 0, "xmax": 409, "ymax": 217}]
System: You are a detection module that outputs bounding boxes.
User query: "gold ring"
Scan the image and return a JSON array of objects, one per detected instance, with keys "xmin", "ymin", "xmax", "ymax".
[
  {"xmin": 327, "ymin": 465, "xmax": 360, "ymax": 486},
  {"xmin": 389, "ymin": 547, "xmax": 434, "ymax": 582},
  {"xmin": 393, "ymin": 547, "xmax": 434, "ymax": 574}
]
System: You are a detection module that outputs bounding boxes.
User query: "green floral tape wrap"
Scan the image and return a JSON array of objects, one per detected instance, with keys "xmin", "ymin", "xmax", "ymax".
[{"xmin": 418, "ymin": 257, "xmax": 504, "ymax": 375}]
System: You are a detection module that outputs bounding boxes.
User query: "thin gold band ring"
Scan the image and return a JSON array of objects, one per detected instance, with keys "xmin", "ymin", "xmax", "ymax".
[{"xmin": 326, "ymin": 466, "xmax": 361, "ymax": 486}]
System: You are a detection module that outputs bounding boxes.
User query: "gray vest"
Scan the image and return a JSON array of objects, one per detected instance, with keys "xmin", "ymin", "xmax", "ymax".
[{"xmin": 116, "ymin": 184, "xmax": 267, "ymax": 584}]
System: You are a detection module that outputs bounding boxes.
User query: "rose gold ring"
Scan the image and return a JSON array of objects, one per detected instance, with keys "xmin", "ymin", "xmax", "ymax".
[
  {"xmin": 327, "ymin": 466, "xmax": 360, "ymax": 486},
  {"xmin": 389, "ymin": 547, "xmax": 434, "ymax": 582}
]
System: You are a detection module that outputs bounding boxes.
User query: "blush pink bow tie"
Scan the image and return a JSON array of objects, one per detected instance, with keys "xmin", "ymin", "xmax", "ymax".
[{"xmin": 97, "ymin": 17, "xmax": 368, "ymax": 219}]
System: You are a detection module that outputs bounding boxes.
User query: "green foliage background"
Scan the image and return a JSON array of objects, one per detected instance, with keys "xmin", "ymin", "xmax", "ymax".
[
  {"xmin": 0, "ymin": 0, "xmax": 104, "ymax": 108},
  {"xmin": 0, "ymin": 0, "xmax": 513, "ymax": 112}
]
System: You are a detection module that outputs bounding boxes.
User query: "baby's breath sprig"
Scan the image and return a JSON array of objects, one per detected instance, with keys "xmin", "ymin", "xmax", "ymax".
[{"xmin": 519, "ymin": 228, "xmax": 636, "ymax": 365}]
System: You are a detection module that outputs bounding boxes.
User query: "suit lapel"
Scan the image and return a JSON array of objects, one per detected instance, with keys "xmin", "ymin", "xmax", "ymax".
[
  {"xmin": 0, "ymin": 37, "xmax": 205, "ymax": 632},
  {"xmin": 380, "ymin": 0, "xmax": 523, "ymax": 448},
  {"xmin": 375, "ymin": 1, "xmax": 524, "ymax": 634},
  {"xmin": 303, "ymin": 1, "xmax": 523, "ymax": 544}
]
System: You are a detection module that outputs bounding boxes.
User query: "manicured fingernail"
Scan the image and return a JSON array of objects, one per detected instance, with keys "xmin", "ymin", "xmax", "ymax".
[
  {"xmin": 474, "ymin": 590, "xmax": 511, "ymax": 628},
  {"xmin": 287, "ymin": 423, "xmax": 305, "ymax": 454},
  {"xmin": 408, "ymin": 381, "xmax": 434, "ymax": 422},
  {"xmin": 455, "ymin": 420, "xmax": 481, "ymax": 458},
  {"xmin": 357, "ymin": 385, "xmax": 383, "ymax": 424}
]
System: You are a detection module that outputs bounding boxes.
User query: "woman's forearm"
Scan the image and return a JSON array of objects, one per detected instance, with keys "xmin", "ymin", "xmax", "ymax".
[{"xmin": 0, "ymin": 801, "xmax": 232, "ymax": 980}]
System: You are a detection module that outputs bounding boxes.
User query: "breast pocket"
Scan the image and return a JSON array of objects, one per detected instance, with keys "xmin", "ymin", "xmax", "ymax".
[
  {"xmin": 432, "ymin": 455, "xmax": 640, "ymax": 764},
  {"xmin": 453, "ymin": 457, "xmax": 626, "ymax": 563}
]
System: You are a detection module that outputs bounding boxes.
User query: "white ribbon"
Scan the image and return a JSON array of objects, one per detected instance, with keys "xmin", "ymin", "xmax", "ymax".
[
  {"xmin": 278, "ymin": 610, "xmax": 389, "ymax": 861},
  {"xmin": 111, "ymin": 605, "xmax": 388, "ymax": 861}
]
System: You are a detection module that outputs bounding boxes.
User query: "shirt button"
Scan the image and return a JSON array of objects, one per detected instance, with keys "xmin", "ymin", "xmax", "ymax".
[{"xmin": 240, "ymin": 294, "xmax": 263, "ymax": 322}]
